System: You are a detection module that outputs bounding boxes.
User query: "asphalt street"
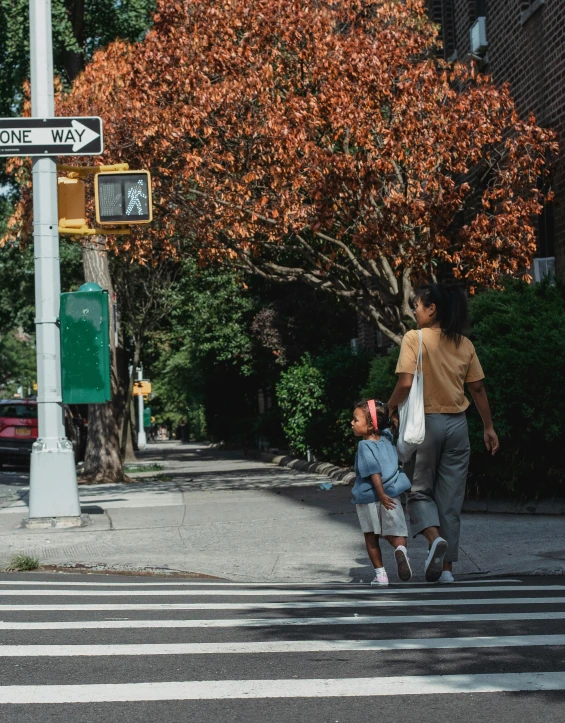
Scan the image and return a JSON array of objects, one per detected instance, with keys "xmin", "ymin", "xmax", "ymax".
[{"xmin": 0, "ymin": 572, "xmax": 564, "ymax": 722}]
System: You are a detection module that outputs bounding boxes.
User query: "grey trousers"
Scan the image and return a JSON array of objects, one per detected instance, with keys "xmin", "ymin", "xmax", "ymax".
[{"xmin": 403, "ymin": 413, "xmax": 470, "ymax": 562}]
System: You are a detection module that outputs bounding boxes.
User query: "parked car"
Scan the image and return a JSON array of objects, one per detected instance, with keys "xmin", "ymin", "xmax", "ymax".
[{"xmin": 0, "ymin": 399, "xmax": 86, "ymax": 467}]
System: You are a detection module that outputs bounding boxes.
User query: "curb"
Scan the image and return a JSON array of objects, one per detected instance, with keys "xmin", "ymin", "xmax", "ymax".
[
  {"xmin": 254, "ymin": 450, "xmax": 565, "ymax": 515},
  {"xmin": 255, "ymin": 451, "xmax": 356, "ymax": 485}
]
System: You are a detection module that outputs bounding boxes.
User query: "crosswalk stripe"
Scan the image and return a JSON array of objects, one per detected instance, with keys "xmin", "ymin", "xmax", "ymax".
[
  {"xmin": 0, "ymin": 579, "xmax": 521, "ymax": 586},
  {"xmin": 2, "ymin": 611, "xmax": 565, "ymax": 630},
  {"xmin": 1, "ymin": 596, "xmax": 563, "ymax": 612},
  {"xmin": 1, "ymin": 672, "xmax": 564, "ymax": 703},
  {"xmin": 1, "ymin": 634, "xmax": 564, "ymax": 656},
  {"xmin": 0, "ymin": 585, "xmax": 561, "ymax": 597}
]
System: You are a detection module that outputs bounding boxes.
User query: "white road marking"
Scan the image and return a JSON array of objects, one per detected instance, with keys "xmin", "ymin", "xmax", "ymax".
[
  {"xmin": 0, "ymin": 579, "xmax": 521, "ymax": 586},
  {"xmin": 2, "ymin": 611, "xmax": 565, "ymax": 630},
  {"xmin": 1, "ymin": 634, "xmax": 564, "ymax": 657},
  {"xmin": 0, "ymin": 585, "xmax": 561, "ymax": 597},
  {"xmin": 2, "ymin": 672, "xmax": 565, "ymax": 703},
  {"xmin": 0, "ymin": 596, "xmax": 562, "ymax": 612}
]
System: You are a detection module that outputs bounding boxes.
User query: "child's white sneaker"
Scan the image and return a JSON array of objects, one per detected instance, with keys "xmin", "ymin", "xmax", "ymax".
[
  {"xmin": 394, "ymin": 545, "xmax": 412, "ymax": 582},
  {"xmin": 439, "ymin": 570, "xmax": 455, "ymax": 584},
  {"xmin": 371, "ymin": 568, "xmax": 389, "ymax": 586}
]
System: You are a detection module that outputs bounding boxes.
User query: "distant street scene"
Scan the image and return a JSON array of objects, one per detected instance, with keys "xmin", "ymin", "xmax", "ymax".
[{"xmin": 0, "ymin": 0, "xmax": 564, "ymax": 720}]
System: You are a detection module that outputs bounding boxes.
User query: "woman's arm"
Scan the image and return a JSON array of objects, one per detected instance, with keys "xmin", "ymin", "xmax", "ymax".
[
  {"xmin": 370, "ymin": 473, "xmax": 397, "ymax": 510},
  {"xmin": 467, "ymin": 380, "xmax": 499, "ymax": 455},
  {"xmin": 387, "ymin": 373, "xmax": 413, "ymax": 419}
]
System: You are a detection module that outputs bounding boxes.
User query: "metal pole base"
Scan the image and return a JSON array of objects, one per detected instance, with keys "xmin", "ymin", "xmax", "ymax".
[
  {"xmin": 28, "ymin": 438, "xmax": 85, "ymax": 520},
  {"xmin": 21, "ymin": 514, "xmax": 91, "ymax": 529}
]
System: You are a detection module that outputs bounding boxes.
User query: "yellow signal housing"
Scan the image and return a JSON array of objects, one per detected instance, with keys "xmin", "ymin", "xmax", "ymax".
[
  {"xmin": 133, "ymin": 380, "xmax": 152, "ymax": 397},
  {"xmin": 57, "ymin": 177, "xmax": 87, "ymax": 229},
  {"xmin": 94, "ymin": 170, "xmax": 153, "ymax": 225}
]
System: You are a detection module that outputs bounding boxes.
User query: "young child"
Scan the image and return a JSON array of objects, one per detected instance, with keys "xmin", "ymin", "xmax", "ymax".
[{"xmin": 351, "ymin": 399, "xmax": 412, "ymax": 585}]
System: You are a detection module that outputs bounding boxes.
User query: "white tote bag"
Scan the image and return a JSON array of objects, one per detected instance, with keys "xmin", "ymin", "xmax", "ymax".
[{"xmin": 397, "ymin": 330, "xmax": 425, "ymax": 463}]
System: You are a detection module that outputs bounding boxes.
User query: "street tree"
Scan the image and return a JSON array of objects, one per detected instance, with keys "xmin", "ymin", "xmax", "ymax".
[
  {"xmin": 0, "ymin": 0, "xmax": 155, "ymax": 115},
  {"xmin": 23, "ymin": 0, "xmax": 556, "ymax": 345},
  {"xmin": 1, "ymin": 0, "xmax": 155, "ymax": 483},
  {"xmin": 1, "ymin": 0, "xmax": 558, "ymax": 478},
  {"xmin": 110, "ymin": 254, "xmax": 179, "ymax": 460}
]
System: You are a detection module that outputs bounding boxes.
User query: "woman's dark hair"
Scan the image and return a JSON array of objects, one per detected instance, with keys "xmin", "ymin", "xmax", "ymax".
[
  {"xmin": 354, "ymin": 399, "xmax": 390, "ymax": 435},
  {"xmin": 414, "ymin": 283, "xmax": 469, "ymax": 346}
]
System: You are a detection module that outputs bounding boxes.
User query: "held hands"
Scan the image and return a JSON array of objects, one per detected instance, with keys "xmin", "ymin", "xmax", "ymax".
[
  {"xmin": 378, "ymin": 494, "xmax": 397, "ymax": 511},
  {"xmin": 484, "ymin": 427, "xmax": 499, "ymax": 456}
]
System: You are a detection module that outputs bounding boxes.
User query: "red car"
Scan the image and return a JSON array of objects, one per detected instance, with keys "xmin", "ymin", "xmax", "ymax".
[
  {"xmin": 0, "ymin": 399, "xmax": 38, "ymax": 463},
  {"xmin": 0, "ymin": 399, "xmax": 86, "ymax": 466}
]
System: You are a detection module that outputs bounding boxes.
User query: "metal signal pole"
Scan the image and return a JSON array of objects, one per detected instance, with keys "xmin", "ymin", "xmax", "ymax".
[
  {"xmin": 25, "ymin": 0, "xmax": 84, "ymax": 527},
  {"xmin": 137, "ymin": 366, "xmax": 147, "ymax": 450}
]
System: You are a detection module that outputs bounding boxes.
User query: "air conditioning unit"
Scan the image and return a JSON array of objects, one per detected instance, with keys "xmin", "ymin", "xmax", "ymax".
[
  {"xmin": 532, "ymin": 257, "xmax": 555, "ymax": 283},
  {"xmin": 470, "ymin": 17, "xmax": 488, "ymax": 56}
]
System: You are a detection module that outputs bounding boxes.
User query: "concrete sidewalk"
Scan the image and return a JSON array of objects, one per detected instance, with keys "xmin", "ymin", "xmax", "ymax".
[{"xmin": 0, "ymin": 442, "xmax": 563, "ymax": 581}]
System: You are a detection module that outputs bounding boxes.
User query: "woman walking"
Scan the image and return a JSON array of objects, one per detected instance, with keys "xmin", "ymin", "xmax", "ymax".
[{"xmin": 387, "ymin": 284, "xmax": 499, "ymax": 583}]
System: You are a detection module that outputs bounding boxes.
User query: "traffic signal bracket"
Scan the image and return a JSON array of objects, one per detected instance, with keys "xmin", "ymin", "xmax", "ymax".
[{"xmin": 56, "ymin": 163, "xmax": 150, "ymax": 235}]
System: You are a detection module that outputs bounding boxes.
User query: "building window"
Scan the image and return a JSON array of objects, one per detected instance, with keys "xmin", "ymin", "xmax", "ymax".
[
  {"xmin": 521, "ymin": 1, "xmax": 545, "ymax": 26},
  {"xmin": 428, "ymin": 1, "xmax": 457, "ymax": 60},
  {"xmin": 469, "ymin": 0, "xmax": 487, "ymax": 22},
  {"xmin": 537, "ymin": 202, "xmax": 555, "ymax": 259}
]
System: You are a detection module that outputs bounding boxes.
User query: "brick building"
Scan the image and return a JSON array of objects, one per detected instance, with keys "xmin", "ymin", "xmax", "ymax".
[{"xmin": 428, "ymin": 1, "xmax": 565, "ymax": 278}]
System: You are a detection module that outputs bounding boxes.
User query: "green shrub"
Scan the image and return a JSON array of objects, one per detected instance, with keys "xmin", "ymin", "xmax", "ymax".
[
  {"xmin": 276, "ymin": 347, "xmax": 372, "ymax": 464},
  {"xmin": 188, "ymin": 405, "xmax": 208, "ymax": 441},
  {"xmin": 360, "ymin": 346, "xmax": 400, "ymax": 402},
  {"xmin": 468, "ymin": 280, "xmax": 565, "ymax": 498},
  {"xmin": 276, "ymin": 355, "xmax": 326, "ymax": 456}
]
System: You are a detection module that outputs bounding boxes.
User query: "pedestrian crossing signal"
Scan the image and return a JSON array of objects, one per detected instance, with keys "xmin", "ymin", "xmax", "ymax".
[{"xmin": 94, "ymin": 170, "xmax": 152, "ymax": 225}]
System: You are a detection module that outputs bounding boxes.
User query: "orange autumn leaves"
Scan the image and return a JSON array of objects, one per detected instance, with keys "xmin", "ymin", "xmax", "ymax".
[{"xmin": 3, "ymin": 0, "xmax": 558, "ymax": 338}]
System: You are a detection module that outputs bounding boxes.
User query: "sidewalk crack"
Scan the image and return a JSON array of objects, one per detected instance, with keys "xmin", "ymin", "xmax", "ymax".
[{"xmin": 104, "ymin": 509, "xmax": 114, "ymax": 530}]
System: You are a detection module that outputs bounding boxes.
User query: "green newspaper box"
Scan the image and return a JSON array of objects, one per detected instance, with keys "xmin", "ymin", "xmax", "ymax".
[{"xmin": 60, "ymin": 283, "xmax": 112, "ymax": 404}]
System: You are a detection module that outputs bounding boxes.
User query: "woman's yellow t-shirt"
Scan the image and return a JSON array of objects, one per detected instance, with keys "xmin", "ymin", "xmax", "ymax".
[{"xmin": 395, "ymin": 327, "xmax": 484, "ymax": 414}]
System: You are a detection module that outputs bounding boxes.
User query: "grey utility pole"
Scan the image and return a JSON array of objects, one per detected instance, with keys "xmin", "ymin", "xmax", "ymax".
[
  {"xmin": 137, "ymin": 366, "xmax": 147, "ymax": 449},
  {"xmin": 25, "ymin": 0, "xmax": 84, "ymax": 527}
]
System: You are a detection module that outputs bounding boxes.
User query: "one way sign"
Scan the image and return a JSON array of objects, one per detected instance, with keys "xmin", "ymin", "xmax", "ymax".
[{"xmin": 0, "ymin": 117, "xmax": 103, "ymax": 157}]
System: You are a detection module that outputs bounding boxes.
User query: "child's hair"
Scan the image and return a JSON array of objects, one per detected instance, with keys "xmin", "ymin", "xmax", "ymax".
[
  {"xmin": 354, "ymin": 399, "xmax": 390, "ymax": 435},
  {"xmin": 414, "ymin": 283, "xmax": 469, "ymax": 347}
]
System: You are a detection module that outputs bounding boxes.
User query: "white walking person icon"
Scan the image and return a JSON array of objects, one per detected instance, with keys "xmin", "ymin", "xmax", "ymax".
[{"xmin": 126, "ymin": 180, "xmax": 148, "ymax": 215}]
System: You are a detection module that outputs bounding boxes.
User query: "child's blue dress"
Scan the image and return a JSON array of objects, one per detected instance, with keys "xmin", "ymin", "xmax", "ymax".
[{"xmin": 351, "ymin": 430, "xmax": 411, "ymax": 505}]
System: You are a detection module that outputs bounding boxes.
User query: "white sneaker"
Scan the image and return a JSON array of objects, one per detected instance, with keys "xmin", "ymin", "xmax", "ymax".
[
  {"xmin": 424, "ymin": 537, "xmax": 448, "ymax": 582},
  {"xmin": 371, "ymin": 569, "xmax": 389, "ymax": 586},
  {"xmin": 439, "ymin": 570, "xmax": 455, "ymax": 584},
  {"xmin": 394, "ymin": 546, "xmax": 412, "ymax": 582}
]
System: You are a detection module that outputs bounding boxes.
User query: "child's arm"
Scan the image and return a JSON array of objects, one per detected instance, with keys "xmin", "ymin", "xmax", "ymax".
[{"xmin": 370, "ymin": 473, "xmax": 397, "ymax": 510}]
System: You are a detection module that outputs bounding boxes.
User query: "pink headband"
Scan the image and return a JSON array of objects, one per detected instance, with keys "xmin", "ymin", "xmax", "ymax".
[{"xmin": 367, "ymin": 399, "xmax": 378, "ymax": 431}]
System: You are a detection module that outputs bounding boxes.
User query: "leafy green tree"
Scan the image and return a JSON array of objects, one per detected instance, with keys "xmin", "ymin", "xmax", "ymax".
[
  {"xmin": 277, "ymin": 347, "xmax": 372, "ymax": 462},
  {"xmin": 0, "ymin": 0, "xmax": 156, "ymax": 115},
  {"xmin": 0, "ymin": 330, "xmax": 36, "ymax": 397},
  {"xmin": 0, "ymin": 0, "xmax": 155, "ymax": 480},
  {"xmin": 276, "ymin": 356, "xmax": 326, "ymax": 457},
  {"xmin": 170, "ymin": 259, "xmax": 257, "ymax": 376},
  {"xmin": 469, "ymin": 280, "xmax": 565, "ymax": 498},
  {"xmin": 146, "ymin": 259, "xmax": 260, "ymax": 442}
]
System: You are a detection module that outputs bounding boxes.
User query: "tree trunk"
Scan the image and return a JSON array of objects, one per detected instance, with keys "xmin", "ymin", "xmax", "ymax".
[
  {"xmin": 63, "ymin": 0, "xmax": 85, "ymax": 82},
  {"xmin": 123, "ymin": 414, "xmax": 137, "ymax": 463},
  {"xmin": 80, "ymin": 238, "xmax": 128, "ymax": 484}
]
